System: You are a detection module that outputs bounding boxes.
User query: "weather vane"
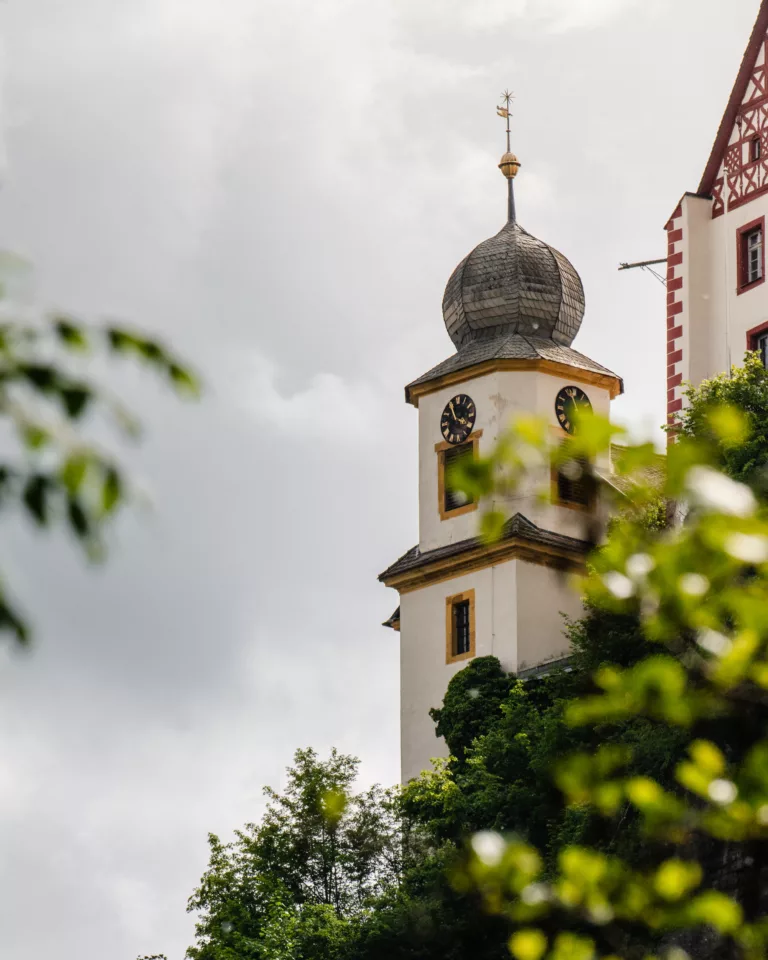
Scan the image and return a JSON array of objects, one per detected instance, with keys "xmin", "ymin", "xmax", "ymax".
[
  {"xmin": 497, "ymin": 90, "xmax": 515, "ymax": 152},
  {"xmin": 496, "ymin": 90, "xmax": 521, "ymax": 223}
]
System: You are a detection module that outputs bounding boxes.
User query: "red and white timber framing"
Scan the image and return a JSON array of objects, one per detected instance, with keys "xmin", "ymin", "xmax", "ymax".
[
  {"xmin": 700, "ymin": 0, "xmax": 768, "ymax": 216},
  {"xmin": 665, "ymin": 204, "xmax": 685, "ymax": 436}
]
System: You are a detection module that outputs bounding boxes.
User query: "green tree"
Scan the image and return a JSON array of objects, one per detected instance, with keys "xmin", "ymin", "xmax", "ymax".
[
  {"xmin": 675, "ymin": 350, "xmax": 768, "ymax": 489},
  {"xmin": 186, "ymin": 748, "xmax": 407, "ymax": 960}
]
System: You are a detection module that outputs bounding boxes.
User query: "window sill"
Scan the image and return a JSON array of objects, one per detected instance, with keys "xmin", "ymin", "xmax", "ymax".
[
  {"xmin": 439, "ymin": 501, "xmax": 478, "ymax": 523},
  {"xmin": 738, "ymin": 276, "xmax": 765, "ymax": 296}
]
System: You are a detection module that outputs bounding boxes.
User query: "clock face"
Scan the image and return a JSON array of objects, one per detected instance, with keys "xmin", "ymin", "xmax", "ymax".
[
  {"xmin": 555, "ymin": 386, "xmax": 592, "ymax": 435},
  {"xmin": 441, "ymin": 394, "xmax": 476, "ymax": 445}
]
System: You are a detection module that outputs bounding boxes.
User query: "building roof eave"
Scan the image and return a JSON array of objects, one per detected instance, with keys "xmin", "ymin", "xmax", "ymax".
[
  {"xmin": 404, "ymin": 335, "xmax": 623, "ymax": 406},
  {"xmin": 379, "ymin": 513, "xmax": 590, "ymax": 593}
]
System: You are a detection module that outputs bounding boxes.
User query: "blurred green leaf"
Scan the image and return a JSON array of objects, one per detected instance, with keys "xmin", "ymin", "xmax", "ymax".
[
  {"xmin": 53, "ymin": 318, "xmax": 89, "ymax": 351},
  {"xmin": 23, "ymin": 474, "xmax": 49, "ymax": 525},
  {"xmin": 60, "ymin": 385, "xmax": 92, "ymax": 420},
  {"xmin": 509, "ymin": 929, "xmax": 547, "ymax": 960},
  {"xmin": 102, "ymin": 466, "xmax": 121, "ymax": 515},
  {"xmin": 653, "ymin": 860, "xmax": 702, "ymax": 901},
  {"xmin": 67, "ymin": 497, "xmax": 89, "ymax": 540}
]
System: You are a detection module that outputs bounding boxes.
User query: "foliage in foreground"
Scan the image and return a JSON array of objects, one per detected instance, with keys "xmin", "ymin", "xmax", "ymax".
[
  {"xmin": 450, "ymin": 357, "xmax": 768, "ymax": 960},
  {"xmin": 0, "ymin": 309, "xmax": 198, "ymax": 641}
]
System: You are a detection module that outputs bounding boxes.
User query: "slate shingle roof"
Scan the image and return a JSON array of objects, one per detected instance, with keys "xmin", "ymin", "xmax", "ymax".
[
  {"xmin": 599, "ymin": 444, "xmax": 667, "ymax": 497},
  {"xmin": 442, "ymin": 220, "xmax": 585, "ymax": 349},
  {"xmin": 382, "ymin": 606, "xmax": 400, "ymax": 629},
  {"xmin": 406, "ymin": 333, "xmax": 623, "ymax": 398},
  {"xmin": 378, "ymin": 513, "xmax": 590, "ymax": 584}
]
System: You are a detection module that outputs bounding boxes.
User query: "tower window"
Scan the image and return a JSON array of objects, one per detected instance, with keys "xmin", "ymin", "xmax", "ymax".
[
  {"xmin": 738, "ymin": 218, "xmax": 765, "ymax": 293},
  {"xmin": 436, "ymin": 431, "xmax": 482, "ymax": 521},
  {"xmin": 553, "ymin": 448, "xmax": 594, "ymax": 510},
  {"xmin": 453, "ymin": 600, "xmax": 471, "ymax": 655},
  {"xmin": 747, "ymin": 321, "xmax": 768, "ymax": 367},
  {"xmin": 751, "ymin": 137, "xmax": 762, "ymax": 162},
  {"xmin": 443, "ymin": 442, "xmax": 474, "ymax": 513},
  {"xmin": 445, "ymin": 590, "xmax": 475, "ymax": 664}
]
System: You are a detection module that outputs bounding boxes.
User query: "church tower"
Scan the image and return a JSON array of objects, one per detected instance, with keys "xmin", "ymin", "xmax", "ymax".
[{"xmin": 380, "ymin": 103, "xmax": 623, "ymax": 784}]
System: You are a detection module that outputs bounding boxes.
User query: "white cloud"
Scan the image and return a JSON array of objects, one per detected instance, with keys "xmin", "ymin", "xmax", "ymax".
[{"xmin": 232, "ymin": 353, "xmax": 383, "ymax": 445}]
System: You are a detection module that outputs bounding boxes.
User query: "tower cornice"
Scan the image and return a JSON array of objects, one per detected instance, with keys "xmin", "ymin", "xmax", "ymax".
[
  {"xmin": 379, "ymin": 513, "xmax": 589, "ymax": 594},
  {"xmin": 405, "ymin": 356, "xmax": 623, "ymax": 407}
]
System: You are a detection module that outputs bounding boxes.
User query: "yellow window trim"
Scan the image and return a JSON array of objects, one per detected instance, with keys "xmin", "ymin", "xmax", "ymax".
[
  {"xmin": 549, "ymin": 431, "xmax": 595, "ymax": 513},
  {"xmin": 445, "ymin": 589, "xmax": 476, "ymax": 665},
  {"xmin": 436, "ymin": 430, "xmax": 483, "ymax": 522}
]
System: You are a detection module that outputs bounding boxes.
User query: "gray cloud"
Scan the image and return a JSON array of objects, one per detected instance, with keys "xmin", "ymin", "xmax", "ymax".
[{"xmin": 0, "ymin": 0, "xmax": 760, "ymax": 956}]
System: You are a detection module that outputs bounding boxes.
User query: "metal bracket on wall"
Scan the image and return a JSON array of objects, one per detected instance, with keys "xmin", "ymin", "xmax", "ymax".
[{"xmin": 618, "ymin": 258, "xmax": 668, "ymax": 287}]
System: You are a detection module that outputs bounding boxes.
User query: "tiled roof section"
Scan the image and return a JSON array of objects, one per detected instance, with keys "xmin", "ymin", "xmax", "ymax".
[
  {"xmin": 518, "ymin": 656, "xmax": 573, "ymax": 679},
  {"xmin": 442, "ymin": 220, "xmax": 586, "ymax": 349},
  {"xmin": 378, "ymin": 513, "xmax": 590, "ymax": 583},
  {"xmin": 602, "ymin": 444, "xmax": 666, "ymax": 497},
  {"xmin": 406, "ymin": 334, "xmax": 623, "ymax": 394},
  {"xmin": 382, "ymin": 606, "xmax": 401, "ymax": 629}
]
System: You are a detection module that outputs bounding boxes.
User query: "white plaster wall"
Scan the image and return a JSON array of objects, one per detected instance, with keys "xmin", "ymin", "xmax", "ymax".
[
  {"xmin": 516, "ymin": 562, "xmax": 583, "ymax": 674},
  {"xmin": 685, "ymin": 191, "xmax": 768, "ymax": 387},
  {"xmin": 399, "ymin": 565, "xmax": 499, "ymax": 783},
  {"xmin": 399, "ymin": 556, "xmax": 580, "ymax": 783},
  {"xmin": 715, "ymin": 191, "xmax": 768, "ymax": 372},
  {"xmin": 417, "ymin": 367, "xmax": 614, "ymax": 553}
]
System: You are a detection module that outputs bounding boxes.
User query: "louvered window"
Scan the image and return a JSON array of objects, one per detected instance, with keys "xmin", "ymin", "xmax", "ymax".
[
  {"xmin": 556, "ymin": 457, "xmax": 592, "ymax": 508},
  {"xmin": 443, "ymin": 442, "xmax": 474, "ymax": 514}
]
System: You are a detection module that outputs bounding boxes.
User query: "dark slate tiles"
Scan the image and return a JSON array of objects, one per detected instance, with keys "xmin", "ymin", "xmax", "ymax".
[
  {"xmin": 406, "ymin": 334, "xmax": 622, "ymax": 394},
  {"xmin": 441, "ymin": 220, "xmax": 585, "ymax": 349},
  {"xmin": 378, "ymin": 513, "xmax": 590, "ymax": 582}
]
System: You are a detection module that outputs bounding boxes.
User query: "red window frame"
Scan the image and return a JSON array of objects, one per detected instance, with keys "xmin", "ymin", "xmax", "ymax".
[
  {"xmin": 747, "ymin": 318, "xmax": 768, "ymax": 354},
  {"xmin": 737, "ymin": 216, "xmax": 766, "ymax": 295}
]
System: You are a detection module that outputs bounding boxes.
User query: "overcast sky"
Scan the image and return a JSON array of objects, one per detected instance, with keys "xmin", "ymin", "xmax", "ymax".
[{"xmin": 0, "ymin": 0, "xmax": 760, "ymax": 956}]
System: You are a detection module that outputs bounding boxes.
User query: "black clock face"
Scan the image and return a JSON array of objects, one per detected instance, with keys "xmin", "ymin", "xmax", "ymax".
[
  {"xmin": 441, "ymin": 394, "xmax": 476, "ymax": 445},
  {"xmin": 555, "ymin": 386, "xmax": 592, "ymax": 435}
]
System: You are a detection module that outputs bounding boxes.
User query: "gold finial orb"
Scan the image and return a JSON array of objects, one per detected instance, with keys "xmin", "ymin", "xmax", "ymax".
[{"xmin": 499, "ymin": 151, "xmax": 521, "ymax": 179}]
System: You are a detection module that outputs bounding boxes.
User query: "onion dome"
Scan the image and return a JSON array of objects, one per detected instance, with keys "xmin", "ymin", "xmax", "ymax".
[{"xmin": 442, "ymin": 219, "xmax": 586, "ymax": 350}]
